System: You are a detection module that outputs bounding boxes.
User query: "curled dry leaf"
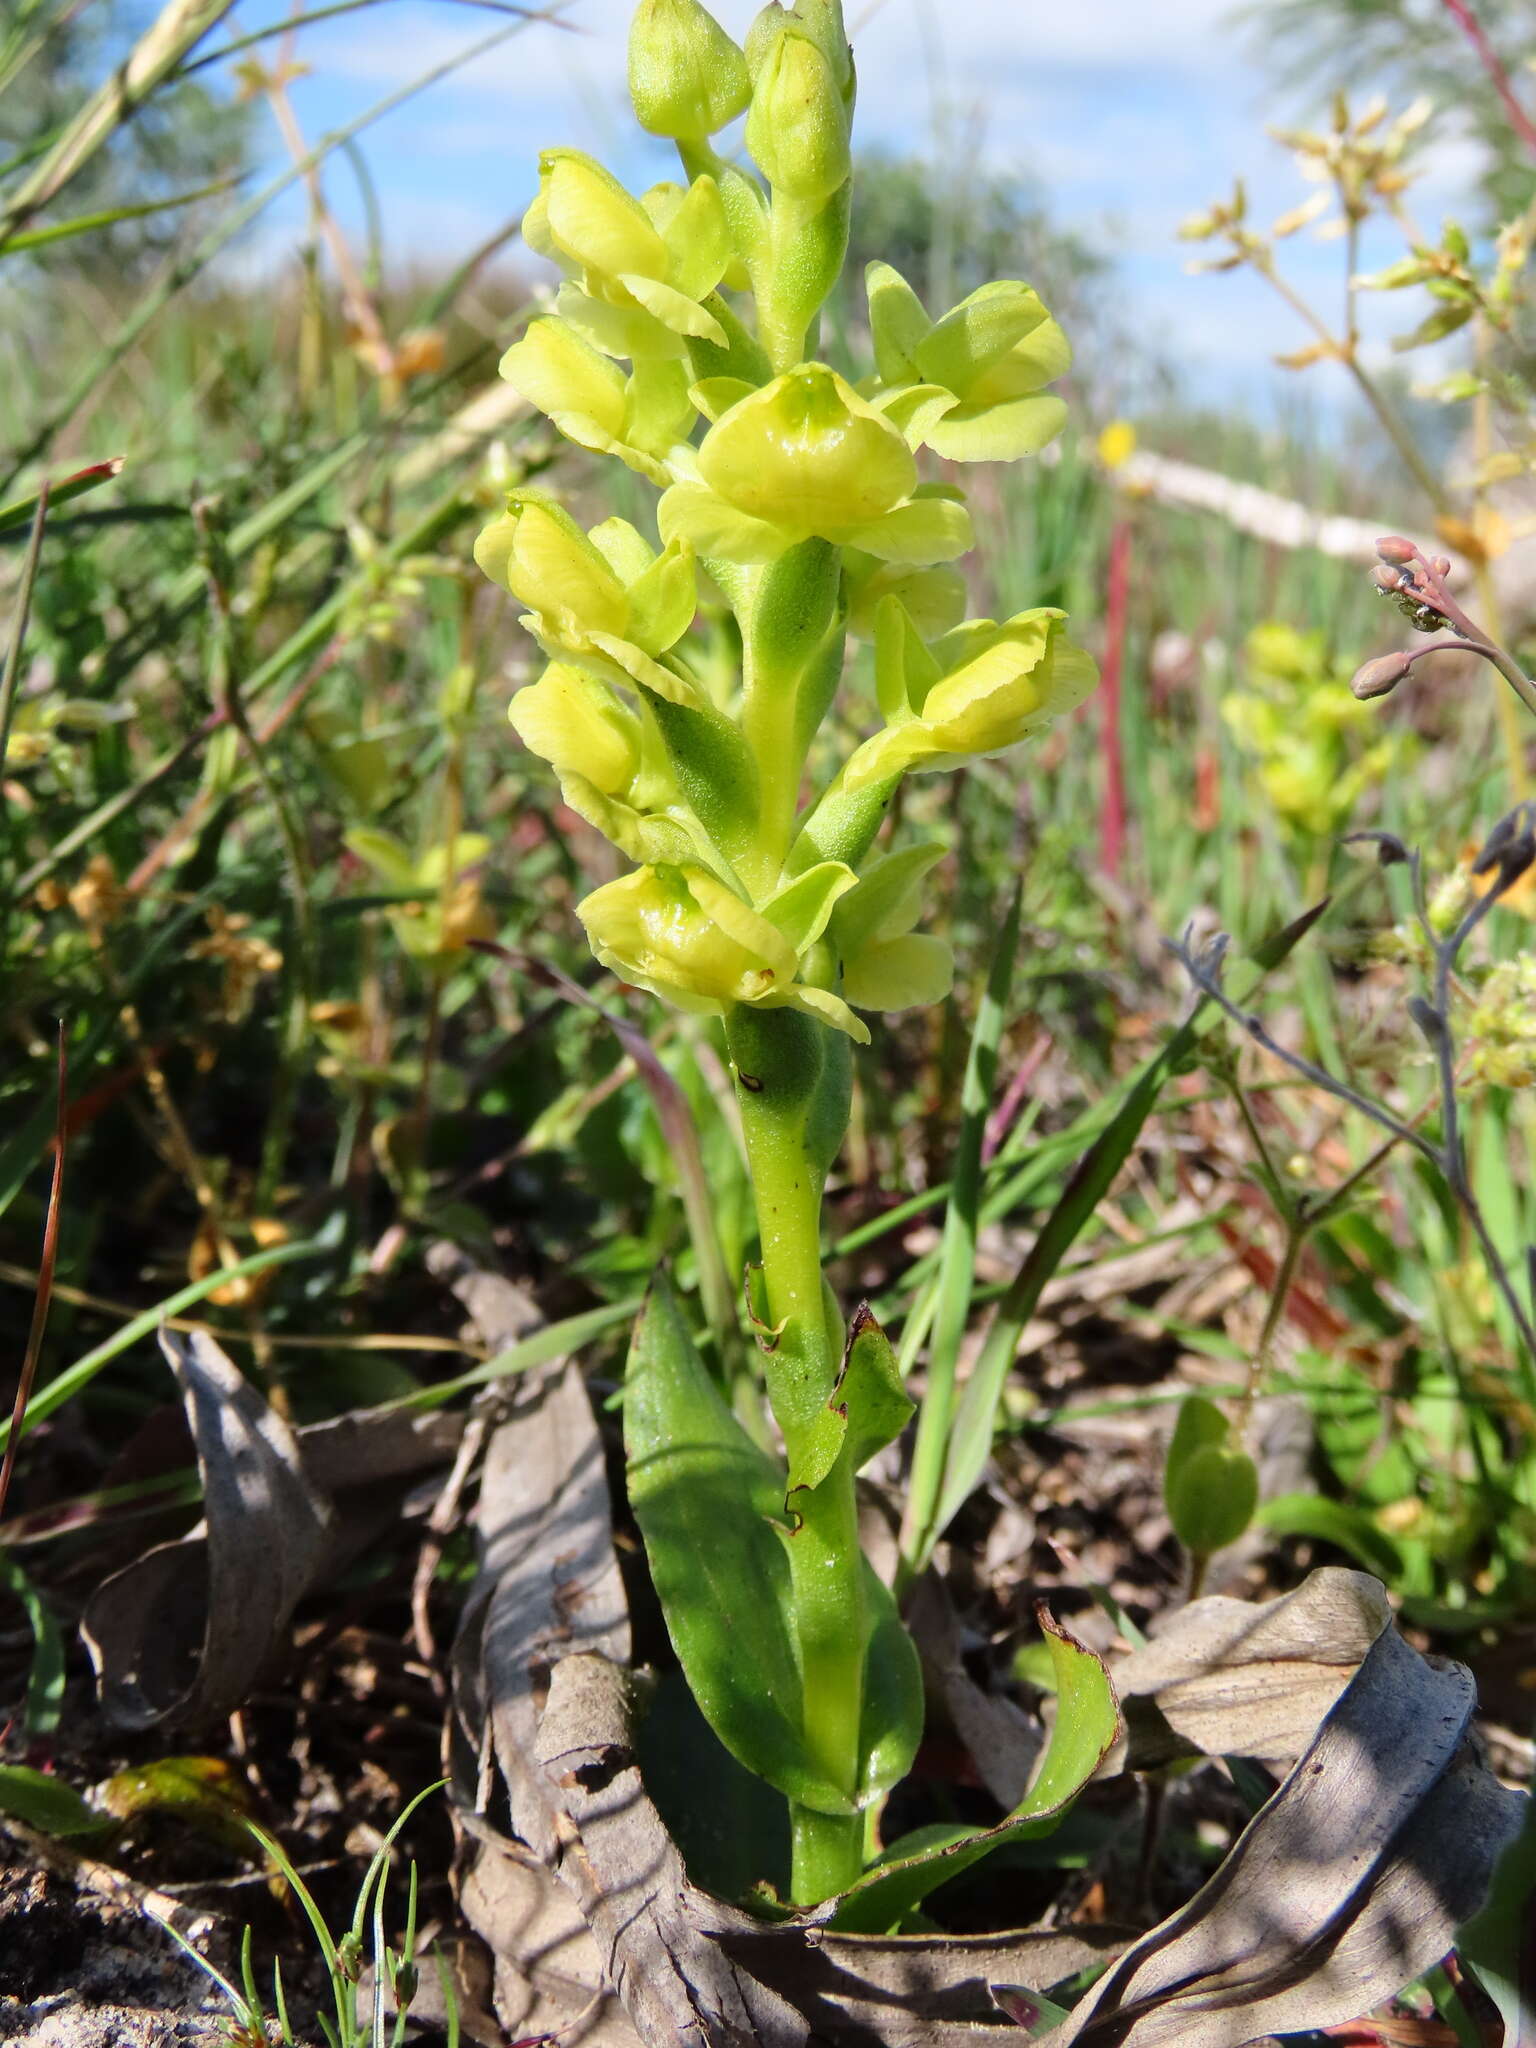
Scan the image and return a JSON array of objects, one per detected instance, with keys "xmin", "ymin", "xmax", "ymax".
[
  {"xmin": 1108, "ymin": 1565, "xmax": 1393, "ymax": 1773},
  {"xmin": 1036, "ymin": 1602, "xmax": 1528, "ymax": 2048},
  {"xmin": 80, "ymin": 1328, "xmax": 333, "ymax": 1730}
]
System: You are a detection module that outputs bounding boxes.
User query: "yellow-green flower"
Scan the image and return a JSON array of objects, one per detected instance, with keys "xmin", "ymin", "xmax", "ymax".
[
  {"xmin": 510, "ymin": 661, "xmax": 644, "ymax": 797},
  {"xmin": 832, "ymin": 845, "xmax": 954, "ymax": 1012},
  {"xmin": 524, "ymin": 149, "xmax": 732, "ymax": 359},
  {"xmin": 475, "ymin": 492, "xmax": 698, "ymax": 699},
  {"xmin": 837, "ymin": 599, "xmax": 1096, "ymax": 792},
  {"xmin": 659, "ymin": 364, "xmax": 973, "ymax": 564},
  {"xmin": 498, "ymin": 318, "xmax": 693, "ymax": 483},
  {"xmin": 1222, "ymin": 622, "xmax": 1402, "ymax": 839},
  {"xmin": 628, "ymin": 0, "xmax": 751, "ymax": 141},
  {"xmin": 507, "ymin": 661, "xmax": 712, "ymax": 868},
  {"xmin": 578, "ymin": 860, "xmax": 869, "ymax": 1039},
  {"xmin": 866, "ymin": 264, "xmax": 1069, "ymax": 463}
]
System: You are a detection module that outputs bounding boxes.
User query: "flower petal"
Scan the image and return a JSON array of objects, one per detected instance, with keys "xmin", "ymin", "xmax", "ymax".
[
  {"xmin": 843, "ymin": 494, "xmax": 973, "ymax": 564},
  {"xmin": 618, "ymin": 271, "xmax": 728, "ymax": 345},
  {"xmin": 923, "ymin": 392, "xmax": 1068, "ymax": 463},
  {"xmin": 541, "ymin": 147, "xmax": 669, "ymax": 282},
  {"xmin": 658, "ymin": 481, "xmax": 793, "ymax": 563},
  {"xmin": 698, "ymin": 365, "xmax": 916, "ymax": 536},
  {"xmin": 844, "ymin": 933, "xmax": 954, "ymax": 1012}
]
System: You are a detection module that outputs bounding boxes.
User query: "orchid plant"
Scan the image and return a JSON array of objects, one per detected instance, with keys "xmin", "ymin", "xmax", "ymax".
[{"xmin": 474, "ymin": 0, "xmax": 1095, "ymax": 1906}]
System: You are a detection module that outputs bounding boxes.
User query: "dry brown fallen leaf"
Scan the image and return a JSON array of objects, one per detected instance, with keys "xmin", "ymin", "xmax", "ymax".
[
  {"xmin": 1038, "ymin": 1614, "xmax": 1527, "ymax": 2048},
  {"xmin": 1107, "ymin": 1565, "xmax": 1394, "ymax": 1774},
  {"xmin": 80, "ymin": 1327, "xmax": 334, "ymax": 1729}
]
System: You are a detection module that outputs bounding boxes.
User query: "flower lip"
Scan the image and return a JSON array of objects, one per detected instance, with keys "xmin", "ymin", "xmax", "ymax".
[{"xmin": 699, "ymin": 364, "xmax": 916, "ymax": 534}]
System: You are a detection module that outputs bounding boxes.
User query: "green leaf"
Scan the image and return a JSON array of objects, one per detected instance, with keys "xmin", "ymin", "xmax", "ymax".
[
  {"xmin": 343, "ymin": 828, "xmax": 419, "ymax": 890},
  {"xmin": 1166, "ymin": 1442, "xmax": 1259, "ymax": 1559},
  {"xmin": 1164, "ymin": 1396, "xmax": 1257, "ymax": 1557},
  {"xmin": 902, "ymin": 881, "xmax": 1021, "ymax": 1577},
  {"xmin": 828, "ymin": 1610, "xmax": 1119, "ymax": 1931},
  {"xmin": 1255, "ymin": 1492, "xmax": 1405, "ymax": 1581},
  {"xmin": 0, "ymin": 1764, "xmax": 111, "ymax": 1838},
  {"xmin": 787, "ymin": 1305, "xmax": 914, "ymax": 1499},
  {"xmin": 99, "ymin": 1756, "xmax": 257, "ymax": 1857},
  {"xmin": 625, "ymin": 1278, "xmax": 835, "ymax": 1809},
  {"xmin": 857, "ymin": 1558, "xmax": 924, "ymax": 1804}
]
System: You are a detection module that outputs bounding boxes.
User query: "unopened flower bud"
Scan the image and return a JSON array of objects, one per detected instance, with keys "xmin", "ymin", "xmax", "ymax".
[
  {"xmin": 1376, "ymin": 535, "xmax": 1418, "ymax": 566},
  {"xmin": 1371, "ymin": 563, "xmax": 1406, "ymax": 594},
  {"xmin": 1350, "ymin": 650, "xmax": 1412, "ymax": 699},
  {"xmin": 1431, "ymin": 556, "xmax": 1452, "ymax": 578},
  {"xmin": 745, "ymin": 20, "xmax": 850, "ymax": 203},
  {"xmin": 628, "ymin": 0, "xmax": 751, "ymax": 140}
]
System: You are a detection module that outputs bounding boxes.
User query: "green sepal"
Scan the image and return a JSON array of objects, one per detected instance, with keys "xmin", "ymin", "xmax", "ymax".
[
  {"xmin": 844, "ymin": 492, "xmax": 971, "ymax": 564},
  {"xmin": 625, "ymin": 1277, "xmax": 839, "ymax": 1809},
  {"xmin": 866, "ymin": 259, "xmax": 930, "ymax": 383},
  {"xmin": 761, "ymin": 860, "xmax": 858, "ymax": 956},
  {"xmin": 925, "ymin": 393, "xmax": 1067, "ymax": 464},
  {"xmin": 831, "ymin": 842, "xmax": 943, "ymax": 954},
  {"xmin": 1164, "ymin": 1394, "xmax": 1259, "ymax": 1558},
  {"xmin": 786, "ymin": 1304, "xmax": 913, "ymax": 1500},
  {"xmin": 913, "ymin": 280, "xmax": 1069, "ymax": 396},
  {"xmin": 827, "ymin": 1609, "xmax": 1119, "ymax": 1932},
  {"xmin": 872, "ymin": 593, "xmax": 937, "ymax": 723}
]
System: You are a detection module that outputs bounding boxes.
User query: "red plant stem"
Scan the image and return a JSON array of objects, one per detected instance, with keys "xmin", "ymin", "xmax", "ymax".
[
  {"xmin": 1099, "ymin": 517, "xmax": 1132, "ymax": 880},
  {"xmin": 982, "ymin": 1031, "xmax": 1051, "ymax": 1165},
  {"xmin": 1440, "ymin": 0, "xmax": 1536, "ymax": 161}
]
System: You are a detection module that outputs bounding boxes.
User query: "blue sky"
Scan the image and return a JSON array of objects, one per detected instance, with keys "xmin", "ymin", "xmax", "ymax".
[{"xmin": 224, "ymin": 0, "xmax": 1485, "ymax": 406}]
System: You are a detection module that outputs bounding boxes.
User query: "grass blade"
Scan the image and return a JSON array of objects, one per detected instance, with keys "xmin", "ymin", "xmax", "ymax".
[
  {"xmin": 0, "ymin": 1238, "xmax": 322, "ymax": 1454},
  {"xmin": 0, "ymin": 456, "xmax": 121, "ymax": 536},
  {"xmin": 0, "ymin": 175, "xmax": 241, "ymax": 254},
  {"xmin": 0, "ymin": 0, "xmax": 238, "ymax": 249},
  {"xmin": 899, "ymin": 881, "xmax": 1021, "ymax": 1580}
]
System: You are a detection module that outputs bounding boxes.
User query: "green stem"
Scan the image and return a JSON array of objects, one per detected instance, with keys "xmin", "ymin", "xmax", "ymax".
[
  {"xmin": 789, "ymin": 1805, "xmax": 865, "ymax": 1904},
  {"xmin": 725, "ymin": 1004, "xmax": 865, "ymax": 1902}
]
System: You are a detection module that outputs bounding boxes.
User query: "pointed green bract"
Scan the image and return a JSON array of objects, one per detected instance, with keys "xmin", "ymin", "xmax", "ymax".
[{"xmin": 786, "ymin": 1305, "xmax": 914, "ymax": 1499}]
